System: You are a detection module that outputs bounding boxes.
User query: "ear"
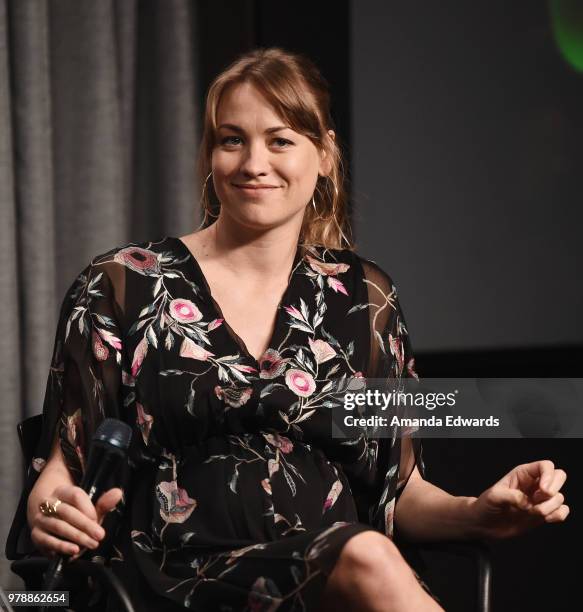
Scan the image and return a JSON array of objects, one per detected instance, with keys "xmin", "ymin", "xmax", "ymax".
[{"xmin": 318, "ymin": 130, "xmax": 336, "ymax": 177}]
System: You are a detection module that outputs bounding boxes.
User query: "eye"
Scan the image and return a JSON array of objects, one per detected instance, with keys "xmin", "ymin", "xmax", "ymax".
[
  {"xmin": 220, "ymin": 136, "xmax": 242, "ymax": 146},
  {"xmin": 273, "ymin": 138, "xmax": 293, "ymax": 148}
]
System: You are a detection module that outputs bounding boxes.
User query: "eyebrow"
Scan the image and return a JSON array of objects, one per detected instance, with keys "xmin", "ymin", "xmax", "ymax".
[{"xmin": 217, "ymin": 123, "xmax": 290, "ymax": 134}]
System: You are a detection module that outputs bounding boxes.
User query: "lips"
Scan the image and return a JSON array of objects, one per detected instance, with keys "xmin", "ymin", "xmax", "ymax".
[{"xmin": 233, "ymin": 184, "xmax": 278, "ymax": 190}]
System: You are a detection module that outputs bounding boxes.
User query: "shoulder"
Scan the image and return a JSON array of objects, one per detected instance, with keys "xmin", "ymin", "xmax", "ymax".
[
  {"xmin": 301, "ymin": 246, "xmax": 400, "ymax": 292},
  {"xmin": 79, "ymin": 236, "xmax": 175, "ymax": 279},
  {"xmin": 65, "ymin": 236, "xmax": 174, "ymax": 303},
  {"xmin": 353, "ymin": 251, "xmax": 399, "ymax": 294}
]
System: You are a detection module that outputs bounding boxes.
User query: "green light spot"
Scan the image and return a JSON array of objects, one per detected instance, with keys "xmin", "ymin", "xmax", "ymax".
[{"xmin": 550, "ymin": 0, "xmax": 583, "ymax": 72}]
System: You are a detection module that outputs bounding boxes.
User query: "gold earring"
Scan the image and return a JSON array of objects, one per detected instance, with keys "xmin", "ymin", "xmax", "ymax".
[
  {"xmin": 199, "ymin": 171, "xmax": 219, "ymax": 228},
  {"xmin": 327, "ymin": 175, "xmax": 339, "ymax": 198},
  {"xmin": 311, "ymin": 194, "xmax": 335, "ymax": 222}
]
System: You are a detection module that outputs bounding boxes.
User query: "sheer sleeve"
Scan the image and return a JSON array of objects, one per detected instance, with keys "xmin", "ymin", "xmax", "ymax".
[
  {"xmin": 358, "ymin": 257, "xmax": 425, "ymax": 538},
  {"xmin": 6, "ymin": 257, "xmax": 130, "ymax": 559}
]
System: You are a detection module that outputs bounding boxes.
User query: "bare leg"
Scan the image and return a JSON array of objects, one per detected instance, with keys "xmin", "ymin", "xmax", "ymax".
[{"xmin": 319, "ymin": 531, "xmax": 444, "ymax": 612}]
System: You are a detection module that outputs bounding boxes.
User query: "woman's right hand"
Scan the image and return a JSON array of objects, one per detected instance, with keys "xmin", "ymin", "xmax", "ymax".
[{"xmin": 29, "ymin": 485, "xmax": 123, "ymax": 558}]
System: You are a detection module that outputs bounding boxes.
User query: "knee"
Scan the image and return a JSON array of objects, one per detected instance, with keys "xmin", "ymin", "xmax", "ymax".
[{"xmin": 338, "ymin": 530, "xmax": 403, "ymax": 575}]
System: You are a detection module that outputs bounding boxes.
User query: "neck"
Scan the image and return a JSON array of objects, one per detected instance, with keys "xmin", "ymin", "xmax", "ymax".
[{"xmin": 207, "ymin": 214, "xmax": 303, "ymax": 281}]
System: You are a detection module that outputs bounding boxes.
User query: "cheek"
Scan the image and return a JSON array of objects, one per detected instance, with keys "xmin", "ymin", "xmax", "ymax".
[
  {"xmin": 212, "ymin": 151, "xmax": 238, "ymax": 176},
  {"xmin": 280, "ymin": 157, "xmax": 318, "ymax": 189}
]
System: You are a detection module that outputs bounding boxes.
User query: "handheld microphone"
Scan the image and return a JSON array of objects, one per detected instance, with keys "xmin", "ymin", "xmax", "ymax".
[{"xmin": 41, "ymin": 418, "xmax": 132, "ymax": 598}]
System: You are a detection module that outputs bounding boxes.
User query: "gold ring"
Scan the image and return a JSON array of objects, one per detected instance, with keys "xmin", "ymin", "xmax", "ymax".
[{"xmin": 39, "ymin": 498, "xmax": 62, "ymax": 517}]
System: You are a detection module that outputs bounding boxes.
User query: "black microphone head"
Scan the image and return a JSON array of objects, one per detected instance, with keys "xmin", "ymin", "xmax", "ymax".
[{"xmin": 93, "ymin": 418, "xmax": 132, "ymax": 451}]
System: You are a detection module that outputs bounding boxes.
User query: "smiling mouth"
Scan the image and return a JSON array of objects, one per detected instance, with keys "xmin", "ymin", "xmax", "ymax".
[{"xmin": 233, "ymin": 184, "xmax": 279, "ymax": 190}]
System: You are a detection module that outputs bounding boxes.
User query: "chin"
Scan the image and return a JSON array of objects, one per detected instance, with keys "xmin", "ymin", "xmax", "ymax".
[{"xmin": 226, "ymin": 206, "xmax": 302, "ymax": 233}]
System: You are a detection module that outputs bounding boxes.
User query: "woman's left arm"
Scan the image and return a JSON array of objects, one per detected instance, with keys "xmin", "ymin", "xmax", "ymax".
[
  {"xmin": 395, "ymin": 444, "xmax": 569, "ymax": 542},
  {"xmin": 394, "ymin": 457, "xmax": 481, "ymax": 542}
]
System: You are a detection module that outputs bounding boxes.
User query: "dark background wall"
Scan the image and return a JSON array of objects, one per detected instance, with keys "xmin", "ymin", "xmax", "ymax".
[
  {"xmin": 196, "ymin": 2, "xmax": 581, "ymax": 610},
  {"xmin": 351, "ymin": 1, "xmax": 583, "ymax": 352}
]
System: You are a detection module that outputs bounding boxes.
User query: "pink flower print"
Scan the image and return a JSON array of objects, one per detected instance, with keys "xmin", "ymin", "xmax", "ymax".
[
  {"xmin": 306, "ymin": 254, "xmax": 350, "ymax": 276},
  {"xmin": 156, "ymin": 480, "xmax": 197, "ymax": 524},
  {"xmin": 259, "ymin": 349, "xmax": 287, "ymax": 379},
  {"xmin": 388, "ymin": 334, "xmax": 404, "ymax": 376},
  {"xmin": 169, "ymin": 299, "xmax": 203, "ymax": 324},
  {"xmin": 263, "ymin": 433, "xmax": 294, "ymax": 454},
  {"xmin": 284, "ymin": 305, "xmax": 303, "ymax": 321},
  {"xmin": 136, "ymin": 402, "xmax": 154, "ymax": 445},
  {"xmin": 92, "ymin": 330, "xmax": 109, "ymax": 362},
  {"xmin": 285, "ymin": 368, "xmax": 316, "ymax": 398},
  {"xmin": 98, "ymin": 328, "xmax": 122, "ymax": 350},
  {"xmin": 207, "ymin": 318, "xmax": 223, "ymax": 331},
  {"xmin": 214, "ymin": 385, "xmax": 253, "ymax": 408},
  {"xmin": 261, "ymin": 479, "xmax": 272, "ymax": 495},
  {"xmin": 179, "ymin": 337, "xmax": 214, "ymax": 361},
  {"xmin": 113, "ymin": 247, "xmax": 160, "ymax": 275},
  {"xmin": 247, "ymin": 577, "xmax": 282, "ymax": 612},
  {"xmin": 308, "ymin": 338, "xmax": 337, "ymax": 364},
  {"xmin": 407, "ymin": 357, "xmax": 419, "ymax": 381},
  {"xmin": 122, "ymin": 369, "xmax": 136, "ymax": 387},
  {"xmin": 131, "ymin": 336, "xmax": 148, "ymax": 377},
  {"xmin": 327, "ymin": 276, "xmax": 348, "ymax": 295},
  {"xmin": 232, "ymin": 364, "xmax": 258, "ymax": 374},
  {"xmin": 323, "ymin": 479, "xmax": 343, "ymax": 512}
]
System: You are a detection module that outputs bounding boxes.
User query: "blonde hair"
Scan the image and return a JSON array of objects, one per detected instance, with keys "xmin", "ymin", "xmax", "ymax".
[{"xmin": 197, "ymin": 47, "xmax": 355, "ymax": 251}]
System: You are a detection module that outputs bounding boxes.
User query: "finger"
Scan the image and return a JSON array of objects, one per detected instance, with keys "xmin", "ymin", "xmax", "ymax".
[
  {"xmin": 54, "ymin": 485, "xmax": 98, "ymax": 522},
  {"xmin": 544, "ymin": 504, "xmax": 570, "ymax": 523},
  {"xmin": 518, "ymin": 460, "xmax": 555, "ymax": 485},
  {"xmin": 537, "ymin": 460, "xmax": 556, "ymax": 489},
  {"xmin": 531, "ymin": 492, "xmax": 565, "ymax": 518},
  {"xmin": 37, "ymin": 515, "xmax": 100, "ymax": 550},
  {"xmin": 540, "ymin": 469, "xmax": 567, "ymax": 496},
  {"xmin": 31, "ymin": 526, "xmax": 80, "ymax": 557},
  {"xmin": 490, "ymin": 486, "xmax": 532, "ymax": 510},
  {"xmin": 38, "ymin": 500, "xmax": 106, "ymax": 542},
  {"xmin": 95, "ymin": 488, "xmax": 123, "ymax": 523}
]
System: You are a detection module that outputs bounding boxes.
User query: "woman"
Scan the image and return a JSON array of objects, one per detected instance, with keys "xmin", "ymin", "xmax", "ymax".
[{"xmin": 14, "ymin": 48, "xmax": 568, "ymax": 611}]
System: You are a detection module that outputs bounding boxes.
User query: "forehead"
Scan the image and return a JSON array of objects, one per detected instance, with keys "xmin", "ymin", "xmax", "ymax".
[{"xmin": 216, "ymin": 82, "xmax": 286, "ymax": 127}]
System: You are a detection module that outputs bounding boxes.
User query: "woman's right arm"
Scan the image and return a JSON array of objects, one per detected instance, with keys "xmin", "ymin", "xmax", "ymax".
[
  {"xmin": 26, "ymin": 430, "xmax": 121, "ymax": 558},
  {"xmin": 22, "ymin": 261, "xmax": 126, "ymax": 559}
]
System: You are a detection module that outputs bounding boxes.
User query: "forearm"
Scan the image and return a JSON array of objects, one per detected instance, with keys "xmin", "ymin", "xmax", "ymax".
[{"xmin": 394, "ymin": 476, "xmax": 481, "ymax": 542}]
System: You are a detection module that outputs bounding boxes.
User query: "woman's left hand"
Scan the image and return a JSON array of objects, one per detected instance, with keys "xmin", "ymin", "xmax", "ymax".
[{"xmin": 471, "ymin": 460, "xmax": 569, "ymax": 539}]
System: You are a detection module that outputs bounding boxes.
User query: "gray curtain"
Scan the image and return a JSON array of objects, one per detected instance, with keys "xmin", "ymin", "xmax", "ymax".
[{"xmin": 0, "ymin": 0, "xmax": 201, "ymax": 587}]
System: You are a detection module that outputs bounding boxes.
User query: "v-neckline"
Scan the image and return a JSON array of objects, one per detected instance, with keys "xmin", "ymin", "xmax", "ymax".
[{"xmin": 168, "ymin": 236, "xmax": 305, "ymax": 369}]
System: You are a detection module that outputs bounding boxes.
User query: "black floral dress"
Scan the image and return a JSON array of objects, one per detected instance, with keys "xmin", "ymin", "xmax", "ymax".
[{"xmin": 8, "ymin": 236, "xmax": 433, "ymax": 611}]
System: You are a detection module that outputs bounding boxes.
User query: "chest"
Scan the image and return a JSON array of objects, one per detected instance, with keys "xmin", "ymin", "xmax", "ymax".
[{"xmin": 203, "ymin": 270, "xmax": 289, "ymax": 364}]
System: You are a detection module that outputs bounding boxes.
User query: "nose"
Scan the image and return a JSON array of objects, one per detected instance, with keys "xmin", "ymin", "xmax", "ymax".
[{"xmin": 238, "ymin": 141, "xmax": 270, "ymax": 177}]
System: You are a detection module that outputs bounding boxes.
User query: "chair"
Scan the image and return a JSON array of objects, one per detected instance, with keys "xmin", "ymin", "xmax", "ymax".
[
  {"xmin": 7, "ymin": 415, "xmax": 492, "ymax": 611},
  {"xmin": 10, "ymin": 557, "xmax": 135, "ymax": 612},
  {"xmin": 400, "ymin": 539, "xmax": 492, "ymax": 611}
]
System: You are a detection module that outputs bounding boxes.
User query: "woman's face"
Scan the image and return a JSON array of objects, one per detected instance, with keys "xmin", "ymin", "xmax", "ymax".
[{"xmin": 211, "ymin": 82, "xmax": 331, "ymax": 233}]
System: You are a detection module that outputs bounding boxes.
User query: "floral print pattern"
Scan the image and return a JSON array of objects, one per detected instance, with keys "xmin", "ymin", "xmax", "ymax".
[{"xmin": 11, "ymin": 236, "xmax": 432, "ymax": 611}]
